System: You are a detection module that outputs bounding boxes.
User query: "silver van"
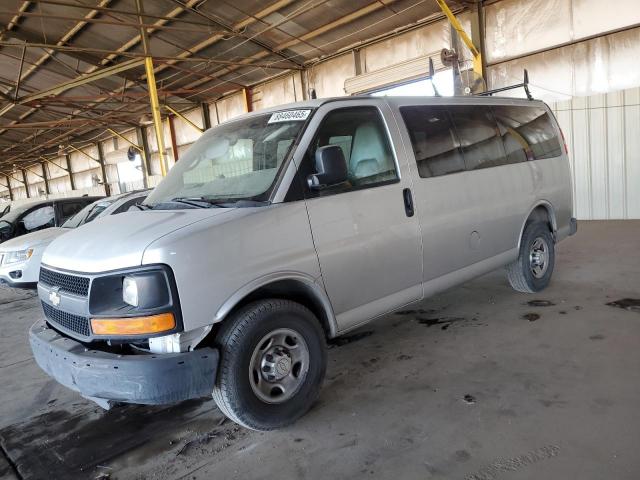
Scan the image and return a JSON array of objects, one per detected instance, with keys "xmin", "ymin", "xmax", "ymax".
[{"xmin": 30, "ymin": 96, "xmax": 576, "ymax": 430}]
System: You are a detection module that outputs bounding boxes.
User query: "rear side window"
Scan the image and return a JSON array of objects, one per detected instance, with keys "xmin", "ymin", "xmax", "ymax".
[
  {"xmin": 400, "ymin": 106, "xmax": 465, "ymax": 178},
  {"xmin": 60, "ymin": 201, "xmax": 85, "ymax": 222},
  {"xmin": 492, "ymin": 105, "xmax": 562, "ymax": 160},
  {"xmin": 448, "ymin": 106, "xmax": 508, "ymax": 171}
]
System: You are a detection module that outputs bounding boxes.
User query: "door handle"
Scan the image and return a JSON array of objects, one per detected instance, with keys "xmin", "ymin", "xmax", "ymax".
[{"xmin": 403, "ymin": 188, "xmax": 414, "ymax": 217}]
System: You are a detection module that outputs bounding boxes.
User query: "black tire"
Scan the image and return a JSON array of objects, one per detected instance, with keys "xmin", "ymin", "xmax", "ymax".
[
  {"xmin": 506, "ymin": 221, "xmax": 555, "ymax": 293},
  {"xmin": 212, "ymin": 299, "xmax": 327, "ymax": 431}
]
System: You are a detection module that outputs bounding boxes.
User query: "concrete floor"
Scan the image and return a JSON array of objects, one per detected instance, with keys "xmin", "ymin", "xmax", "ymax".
[{"xmin": 1, "ymin": 220, "xmax": 639, "ymax": 480}]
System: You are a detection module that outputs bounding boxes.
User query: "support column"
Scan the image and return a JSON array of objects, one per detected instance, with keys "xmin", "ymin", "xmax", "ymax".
[
  {"xmin": 21, "ymin": 169, "xmax": 30, "ymax": 198},
  {"xmin": 168, "ymin": 115, "xmax": 179, "ymax": 162},
  {"xmin": 243, "ymin": 87, "xmax": 253, "ymax": 113},
  {"xmin": 137, "ymin": 0, "xmax": 167, "ymax": 177},
  {"xmin": 136, "ymin": 126, "xmax": 151, "ymax": 189},
  {"xmin": 41, "ymin": 162, "xmax": 51, "ymax": 195},
  {"xmin": 468, "ymin": 0, "xmax": 487, "ymax": 84},
  {"xmin": 201, "ymin": 102, "xmax": 211, "ymax": 130},
  {"xmin": 5, "ymin": 176, "xmax": 13, "ymax": 201},
  {"xmin": 96, "ymin": 142, "xmax": 111, "ymax": 196},
  {"xmin": 65, "ymin": 154, "xmax": 76, "ymax": 190}
]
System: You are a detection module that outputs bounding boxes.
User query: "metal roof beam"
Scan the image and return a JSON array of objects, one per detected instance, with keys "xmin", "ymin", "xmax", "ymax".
[{"xmin": 16, "ymin": 58, "xmax": 144, "ymax": 104}]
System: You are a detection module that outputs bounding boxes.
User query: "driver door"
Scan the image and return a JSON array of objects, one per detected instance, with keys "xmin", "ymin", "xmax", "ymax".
[{"xmin": 299, "ymin": 101, "xmax": 423, "ymax": 333}]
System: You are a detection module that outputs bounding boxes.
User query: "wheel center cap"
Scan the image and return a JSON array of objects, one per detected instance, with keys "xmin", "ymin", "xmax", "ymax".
[
  {"xmin": 275, "ymin": 357, "xmax": 291, "ymax": 377},
  {"xmin": 261, "ymin": 348, "xmax": 292, "ymax": 381}
]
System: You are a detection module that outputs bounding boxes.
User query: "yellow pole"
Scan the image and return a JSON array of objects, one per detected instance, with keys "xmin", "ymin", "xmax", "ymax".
[
  {"xmin": 164, "ymin": 105, "xmax": 203, "ymax": 133},
  {"xmin": 143, "ymin": 57, "xmax": 167, "ymax": 177},
  {"xmin": 107, "ymin": 128, "xmax": 143, "ymax": 153},
  {"xmin": 435, "ymin": 0, "xmax": 483, "ymax": 76},
  {"xmin": 136, "ymin": 0, "xmax": 167, "ymax": 177}
]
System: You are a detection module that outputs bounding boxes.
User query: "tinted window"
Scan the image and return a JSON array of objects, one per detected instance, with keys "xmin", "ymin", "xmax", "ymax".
[
  {"xmin": 492, "ymin": 105, "xmax": 562, "ymax": 160},
  {"xmin": 60, "ymin": 201, "xmax": 85, "ymax": 222},
  {"xmin": 449, "ymin": 106, "xmax": 507, "ymax": 170},
  {"xmin": 400, "ymin": 106, "xmax": 465, "ymax": 178},
  {"xmin": 304, "ymin": 107, "xmax": 398, "ymax": 195}
]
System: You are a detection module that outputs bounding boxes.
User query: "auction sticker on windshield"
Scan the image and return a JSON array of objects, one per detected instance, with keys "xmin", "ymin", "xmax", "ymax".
[{"xmin": 268, "ymin": 110, "xmax": 311, "ymax": 123}]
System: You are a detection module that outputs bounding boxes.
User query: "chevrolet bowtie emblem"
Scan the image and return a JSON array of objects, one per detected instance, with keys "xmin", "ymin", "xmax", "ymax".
[{"xmin": 49, "ymin": 288, "xmax": 61, "ymax": 307}]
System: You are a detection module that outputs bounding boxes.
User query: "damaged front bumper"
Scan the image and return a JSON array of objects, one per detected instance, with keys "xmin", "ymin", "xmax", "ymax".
[{"xmin": 29, "ymin": 320, "xmax": 218, "ymax": 407}]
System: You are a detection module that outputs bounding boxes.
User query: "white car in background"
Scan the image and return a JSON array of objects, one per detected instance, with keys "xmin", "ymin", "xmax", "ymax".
[{"xmin": 0, "ymin": 190, "xmax": 149, "ymax": 288}]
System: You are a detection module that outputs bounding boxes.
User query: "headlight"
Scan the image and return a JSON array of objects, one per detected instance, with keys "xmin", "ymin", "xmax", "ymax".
[
  {"xmin": 122, "ymin": 276, "xmax": 139, "ymax": 307},
  {"xmin": 90, "ymin": 268, "xmax": 174, "ymax": 315},
  {"xmin": 3, "ymin": 248, "xmax": 33, "ymax": 265},
  {"xmin": 88, "ymin": 265, "xmax": 180, "ymax": 338}
]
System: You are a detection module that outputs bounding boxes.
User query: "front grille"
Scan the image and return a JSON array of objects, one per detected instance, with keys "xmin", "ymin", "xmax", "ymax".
[
  {"xmin": 39, "ymin": 267, "xmax": 90, "ymax": 297},
  {"xmin": 42, "ymin": 302, "xmax": 90, "ymax": 337}
]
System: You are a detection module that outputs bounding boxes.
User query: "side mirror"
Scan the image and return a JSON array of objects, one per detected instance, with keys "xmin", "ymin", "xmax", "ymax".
[{"xmin": 307, "ymin": 145, "xmax": 348, "ymax": 190}]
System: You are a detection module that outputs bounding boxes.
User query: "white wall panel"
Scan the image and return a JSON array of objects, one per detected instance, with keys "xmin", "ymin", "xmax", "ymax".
[
  {"xmin": 251, "ymin": 74, "xmax": 300, "ymax": 111},
  {"xmin": 47, "ymin": 158, "xmax": 69, "ymax": 179},
  {"xmin": 308, "ymin": 54, "xmax": 354, "ymax": 98},
  {"xmin": 573, "ymin": 0, "xmax": 640, "ymax": 39},
  {"xmin": 363, "ymin": 20, "xmax": 450, "ymax": 72},
  {"xmin": 486, "ymin": 0, "xmax": 640, "ymax": 64},
  {"xmin": 624, "ymin": 88, "xmax": 640, "ymax": 218},
  {"xmin": 551, "ymin": 87, "xmax": 640, "ymax": 219},
  {"xmin": 172, "ymin": 109, "xmax": 203, "ymax": 146},
  {"xmin": 216, "ymin": 93, "xmax": 246, "ymax": 123}
]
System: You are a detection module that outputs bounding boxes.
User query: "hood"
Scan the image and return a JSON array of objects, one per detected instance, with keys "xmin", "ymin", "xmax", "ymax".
[
  {"xmin": 0, "ymin": 227, "xmax": 66, "ymax": 251},
  {"xmin": 42, "ymin": 209, "xmax": 233, "ymax": 273}
]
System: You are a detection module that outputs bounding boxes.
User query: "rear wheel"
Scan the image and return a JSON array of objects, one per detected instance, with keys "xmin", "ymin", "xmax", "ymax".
[
  {"xmin": 506, "ymin": 221, "xmax": 555, "ymax": 293},
  {"xmin": 212, "ymin": 299, "xmax": 327, "ymax": 431}
]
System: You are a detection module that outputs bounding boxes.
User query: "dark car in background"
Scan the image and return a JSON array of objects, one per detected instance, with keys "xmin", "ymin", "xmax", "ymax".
[{"xmin": 0, "ymin": 196, "xmax": 102, "ymax": 244}]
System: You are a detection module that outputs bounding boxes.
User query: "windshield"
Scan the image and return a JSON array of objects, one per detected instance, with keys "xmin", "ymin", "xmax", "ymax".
[
  {"xmin": 144, "ymin": 110, "xmax": 311, "ymax": 208},
  {"xmin": 62, "ymin": 200, "xmax": 113, "ymax": 228},
  {"xmin": 0, "ymin": 202, "xmax": 44, "ymax": 224}
]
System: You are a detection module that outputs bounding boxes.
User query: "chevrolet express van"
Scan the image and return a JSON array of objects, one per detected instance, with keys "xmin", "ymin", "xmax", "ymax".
[{"xmin": 30, "ymin": 96, "xmax": 576, "ymax": 430}]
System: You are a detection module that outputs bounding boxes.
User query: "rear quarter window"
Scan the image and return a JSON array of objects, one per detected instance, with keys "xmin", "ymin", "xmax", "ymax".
[{"xmin": 492, "ymin": 105, "xmax": 562, "ymax": 160}]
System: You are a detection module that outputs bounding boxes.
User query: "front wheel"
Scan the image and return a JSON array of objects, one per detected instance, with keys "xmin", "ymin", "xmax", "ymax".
[
  {"xmin": 212, "ymin": 299, "xmax": 327, "ymax": 431},
  {"xmin": 506, "ymin": 221, "xmax": 555, "ymax": 293}
]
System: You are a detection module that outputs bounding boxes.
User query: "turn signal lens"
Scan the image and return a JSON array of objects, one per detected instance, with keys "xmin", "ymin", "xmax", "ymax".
[{"xmin": 91, "ymin": 312, "xmax": 175, "ymax": 336}]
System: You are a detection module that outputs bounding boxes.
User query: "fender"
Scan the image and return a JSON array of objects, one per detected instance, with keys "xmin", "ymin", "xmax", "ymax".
[
  {"xmin": 517, "ymin": 200, "xmax": 557, "ymax": 251},
  {"xmin": 213, "ymin": 271, "xmax": 338, "ymax": 337}
]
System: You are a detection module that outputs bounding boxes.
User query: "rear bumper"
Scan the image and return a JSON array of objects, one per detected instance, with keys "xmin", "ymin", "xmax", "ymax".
[
  {"xmin": 569, "ymin": 217, "xmax": 578, "ymax": 236},
  {"xmin": 29, "ymin": 320, "xmax": 218, "ymax": 406}
]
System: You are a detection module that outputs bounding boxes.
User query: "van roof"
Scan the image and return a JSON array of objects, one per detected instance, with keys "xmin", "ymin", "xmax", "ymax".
[{"xmin": 228, "ymin": 95, "xmax": 548, "ymax": 123}]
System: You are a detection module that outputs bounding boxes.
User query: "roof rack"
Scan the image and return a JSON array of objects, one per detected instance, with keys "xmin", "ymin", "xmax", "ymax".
[{"xmin": 476, "ymin": 69, "xmax": 533, "ymax": 100}]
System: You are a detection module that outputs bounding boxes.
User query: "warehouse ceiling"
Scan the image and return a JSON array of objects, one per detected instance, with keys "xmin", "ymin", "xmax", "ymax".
[{"xmin": 0, "ymin": 0, "xmax": 465, "ymax": 173}]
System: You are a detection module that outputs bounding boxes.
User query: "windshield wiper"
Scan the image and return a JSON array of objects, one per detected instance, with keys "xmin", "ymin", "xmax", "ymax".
[
  {"xmin": 167, "ymin": 197, "xmax": 223, "ymax": 208},
  {"xmin": 133, "ymin": 203, "xmax": 151, "ymax": 211}
]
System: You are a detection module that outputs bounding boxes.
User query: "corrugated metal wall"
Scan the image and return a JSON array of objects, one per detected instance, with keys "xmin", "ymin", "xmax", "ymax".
[{"xmin": 551, "ymin": 87, "xmax": 640, "ymax": 219}]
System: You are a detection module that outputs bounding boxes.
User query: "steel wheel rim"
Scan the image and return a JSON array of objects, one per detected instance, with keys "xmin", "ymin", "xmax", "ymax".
[
  {"xmin": 249, "ymin": 327, "xmax": 310, "ymax": 404},
  {"xmin": 529, "ymin": 236, "xmax": 549, "ymax": 279}
]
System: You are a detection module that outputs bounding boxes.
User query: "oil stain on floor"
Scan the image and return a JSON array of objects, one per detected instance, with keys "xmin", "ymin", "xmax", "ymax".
[
  {"xmin": 0, "ymin": 398, "xmax": 229, "ymax": 479},
  {"xmin": 606, "ymin": 298, "xmax": 640, "ymax": 313}
]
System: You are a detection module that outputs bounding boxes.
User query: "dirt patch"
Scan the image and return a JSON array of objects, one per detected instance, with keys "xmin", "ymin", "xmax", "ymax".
[
  {"xmin": 329, "ymin": 331, "xmax": 374, "ymax": 348},
  {"xmin": 0, "ymin": 398, "xmax": 227, "ymax": 479},
  {"xmin": 526, "ymin": 300, "xmax": 555, "ymax": 307},
  {"xmin": 606, "ymin": 298, "xmax": 640, "ymax": 313},
  {"xmin": 417, "ymin": 317, "xmax": 466, "ymax": 330}
]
